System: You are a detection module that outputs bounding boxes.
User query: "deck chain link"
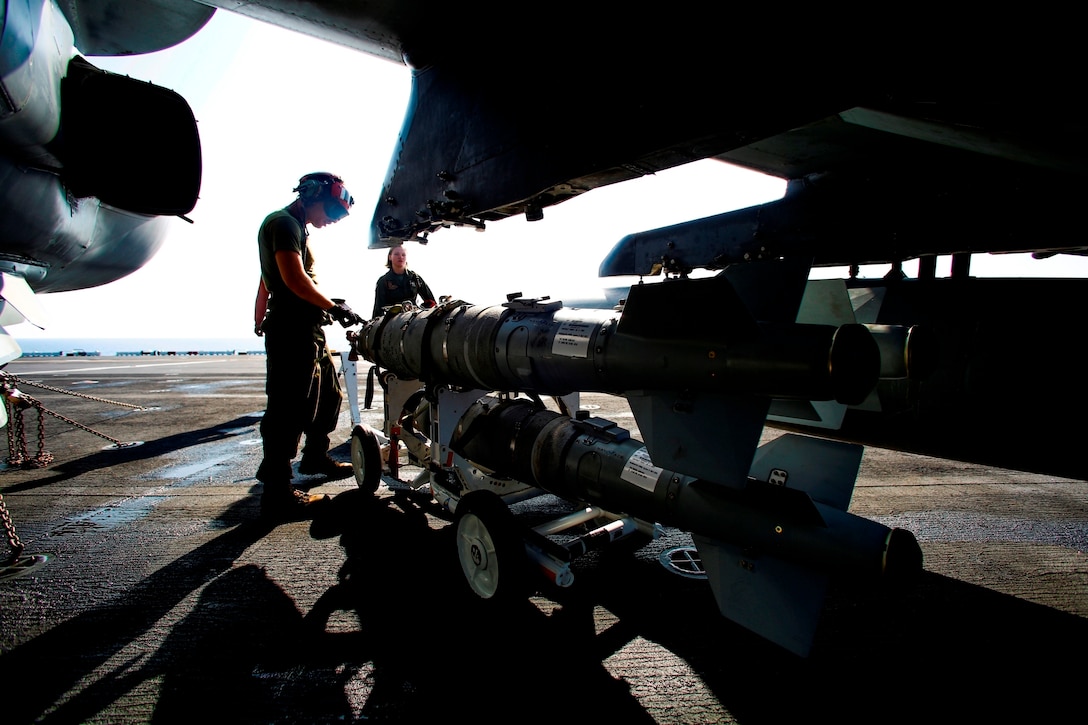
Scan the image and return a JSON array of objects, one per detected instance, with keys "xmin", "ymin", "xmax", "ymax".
[{"xmin": 1, "ymin": 372, "xmax": 152, "ymax": 563}]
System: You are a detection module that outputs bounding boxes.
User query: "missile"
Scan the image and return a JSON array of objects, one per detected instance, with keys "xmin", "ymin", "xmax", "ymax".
[
  {"xmin": 357, "ymin": 275, "xmax": 881, "ymax": 406},
  {"xmin": 451, "ymin": 397, "xmax": 919, "ymax": 581},
  {"xmin": 449, "ymin": 395, "xmax": 922, "ymax": 656}
]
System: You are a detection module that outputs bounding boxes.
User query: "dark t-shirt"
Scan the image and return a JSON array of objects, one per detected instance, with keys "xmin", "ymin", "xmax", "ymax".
[{"xmin": 259, "ymin": 209, "xmax": 324, "ymax": 325}]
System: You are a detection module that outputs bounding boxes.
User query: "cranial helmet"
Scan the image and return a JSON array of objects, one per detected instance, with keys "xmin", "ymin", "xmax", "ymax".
[{"xmin": 293, "ymin": 172, "xmax": 354, "ymax": 219}]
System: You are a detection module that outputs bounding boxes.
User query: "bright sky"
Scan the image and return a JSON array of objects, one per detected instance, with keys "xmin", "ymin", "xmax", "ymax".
[{"xmin": 12, "ymin": 9, "xmax": 1088, "ymax": 342}]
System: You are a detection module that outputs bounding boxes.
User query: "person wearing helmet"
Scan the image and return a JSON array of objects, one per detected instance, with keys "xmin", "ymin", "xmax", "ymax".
[{"xmin": 254, "ymin": 171, "xmax": 362, "ymax": 521}]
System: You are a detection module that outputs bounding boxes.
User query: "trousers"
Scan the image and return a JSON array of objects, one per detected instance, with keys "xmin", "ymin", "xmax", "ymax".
[{"xmin": 257, "ymin": 321, "xmax": 343, "ymax": 483}]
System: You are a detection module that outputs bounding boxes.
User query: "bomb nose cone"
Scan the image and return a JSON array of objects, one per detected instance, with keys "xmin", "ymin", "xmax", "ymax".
[
  {"xmin": 829, "ymin": 323, "xmax": 881, "ymax": 405},
  {"xmin": 884, "ymin": 527, "xmax": 924, "ymax": 580}
]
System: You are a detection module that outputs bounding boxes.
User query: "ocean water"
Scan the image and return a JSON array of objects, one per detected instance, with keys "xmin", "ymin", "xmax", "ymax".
[{"xmin": 13, "ymin": 337, "xmax": 266, "ymax": 357}]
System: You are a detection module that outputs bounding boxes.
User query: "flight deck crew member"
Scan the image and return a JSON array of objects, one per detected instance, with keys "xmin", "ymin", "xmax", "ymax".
[
  {"xmin": 368, "ymin": 244, "xmax": 437, "ymax": 462},
  {"xmin": 255, "ymin": 171, "xmax": 363, "ymax": 521},
  {"xmin": 371, "ymin": 244, "xmax": 436, "ymax": 318}
]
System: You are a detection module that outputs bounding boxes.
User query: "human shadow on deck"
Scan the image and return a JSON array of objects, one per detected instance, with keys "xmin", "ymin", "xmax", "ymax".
[
  {"xmin": 0, "ymin": 519, "xmax": 278, "ymax": 724},
  {"xmin": 0, "ymin": 412, "xmax": 264, "ymax": 493},
  {"xmin": 302, "ymin": 488, "xmax": 656, "ymax": 722}
]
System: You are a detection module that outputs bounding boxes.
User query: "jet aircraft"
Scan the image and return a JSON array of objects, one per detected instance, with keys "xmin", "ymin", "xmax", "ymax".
[
  {"xmin": 0, "ymin": 0, "xmax": 204, "ymax": 365},
  {"xmin": 5, "ymin": 1, "xmax": 1086, "ymax": 654}
]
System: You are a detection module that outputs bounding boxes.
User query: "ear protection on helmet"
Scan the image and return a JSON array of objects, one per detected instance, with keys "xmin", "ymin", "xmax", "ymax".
[
  {"xmin": 295, "ymin": 178, "xmax": 326, "ymax": 200},
  {"xmin": 293, "ymin": 172, "xmax": 354, "ymax": 218}
]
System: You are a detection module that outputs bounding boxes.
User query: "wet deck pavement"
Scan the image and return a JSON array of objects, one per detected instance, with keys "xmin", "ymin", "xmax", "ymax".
[{"xmin": 1, "ymin": 354, "xmax": 1085, "ymax": 724}]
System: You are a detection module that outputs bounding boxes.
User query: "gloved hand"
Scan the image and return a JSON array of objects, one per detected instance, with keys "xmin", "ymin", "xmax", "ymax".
[{"xmin": 328, "ymin": 298, "xmax": 363, "ymax": 327}]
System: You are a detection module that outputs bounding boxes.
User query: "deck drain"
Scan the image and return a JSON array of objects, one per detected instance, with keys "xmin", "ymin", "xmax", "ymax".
[
  {"xmin": 659, "ymin": 546, "xmax": 707, "ymax": 579},
  {"xmin": 0, "ymin": 553, "xmax": 52, "ymax": 582}
]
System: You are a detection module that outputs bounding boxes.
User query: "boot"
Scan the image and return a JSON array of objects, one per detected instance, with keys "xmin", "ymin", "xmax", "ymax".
[
  {"xmin": 297, "ymin": 455, "xmax": 354, "ymax": 481},
  {"xmin": 261, "ymin": 485, "xmax": 330, "ymax": 522}
]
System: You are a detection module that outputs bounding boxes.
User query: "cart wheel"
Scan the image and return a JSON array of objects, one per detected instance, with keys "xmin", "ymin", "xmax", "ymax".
[
  {"xmin": 350, "ymin": 424, "xmax": 382, "ymax": 493},
  {"xmin": 454, "ymin": 491, "xmax": 528, "ymax": 603}
]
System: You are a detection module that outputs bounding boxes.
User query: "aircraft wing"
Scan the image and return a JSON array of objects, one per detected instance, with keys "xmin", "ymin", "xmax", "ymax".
[
  {"xmin": 145, "ymin": 4, "xmax": 1085, "ymax": 260},
  {"xmin": 18, "ymin": 3, "xmax": 1088, "ymax": 273}
]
